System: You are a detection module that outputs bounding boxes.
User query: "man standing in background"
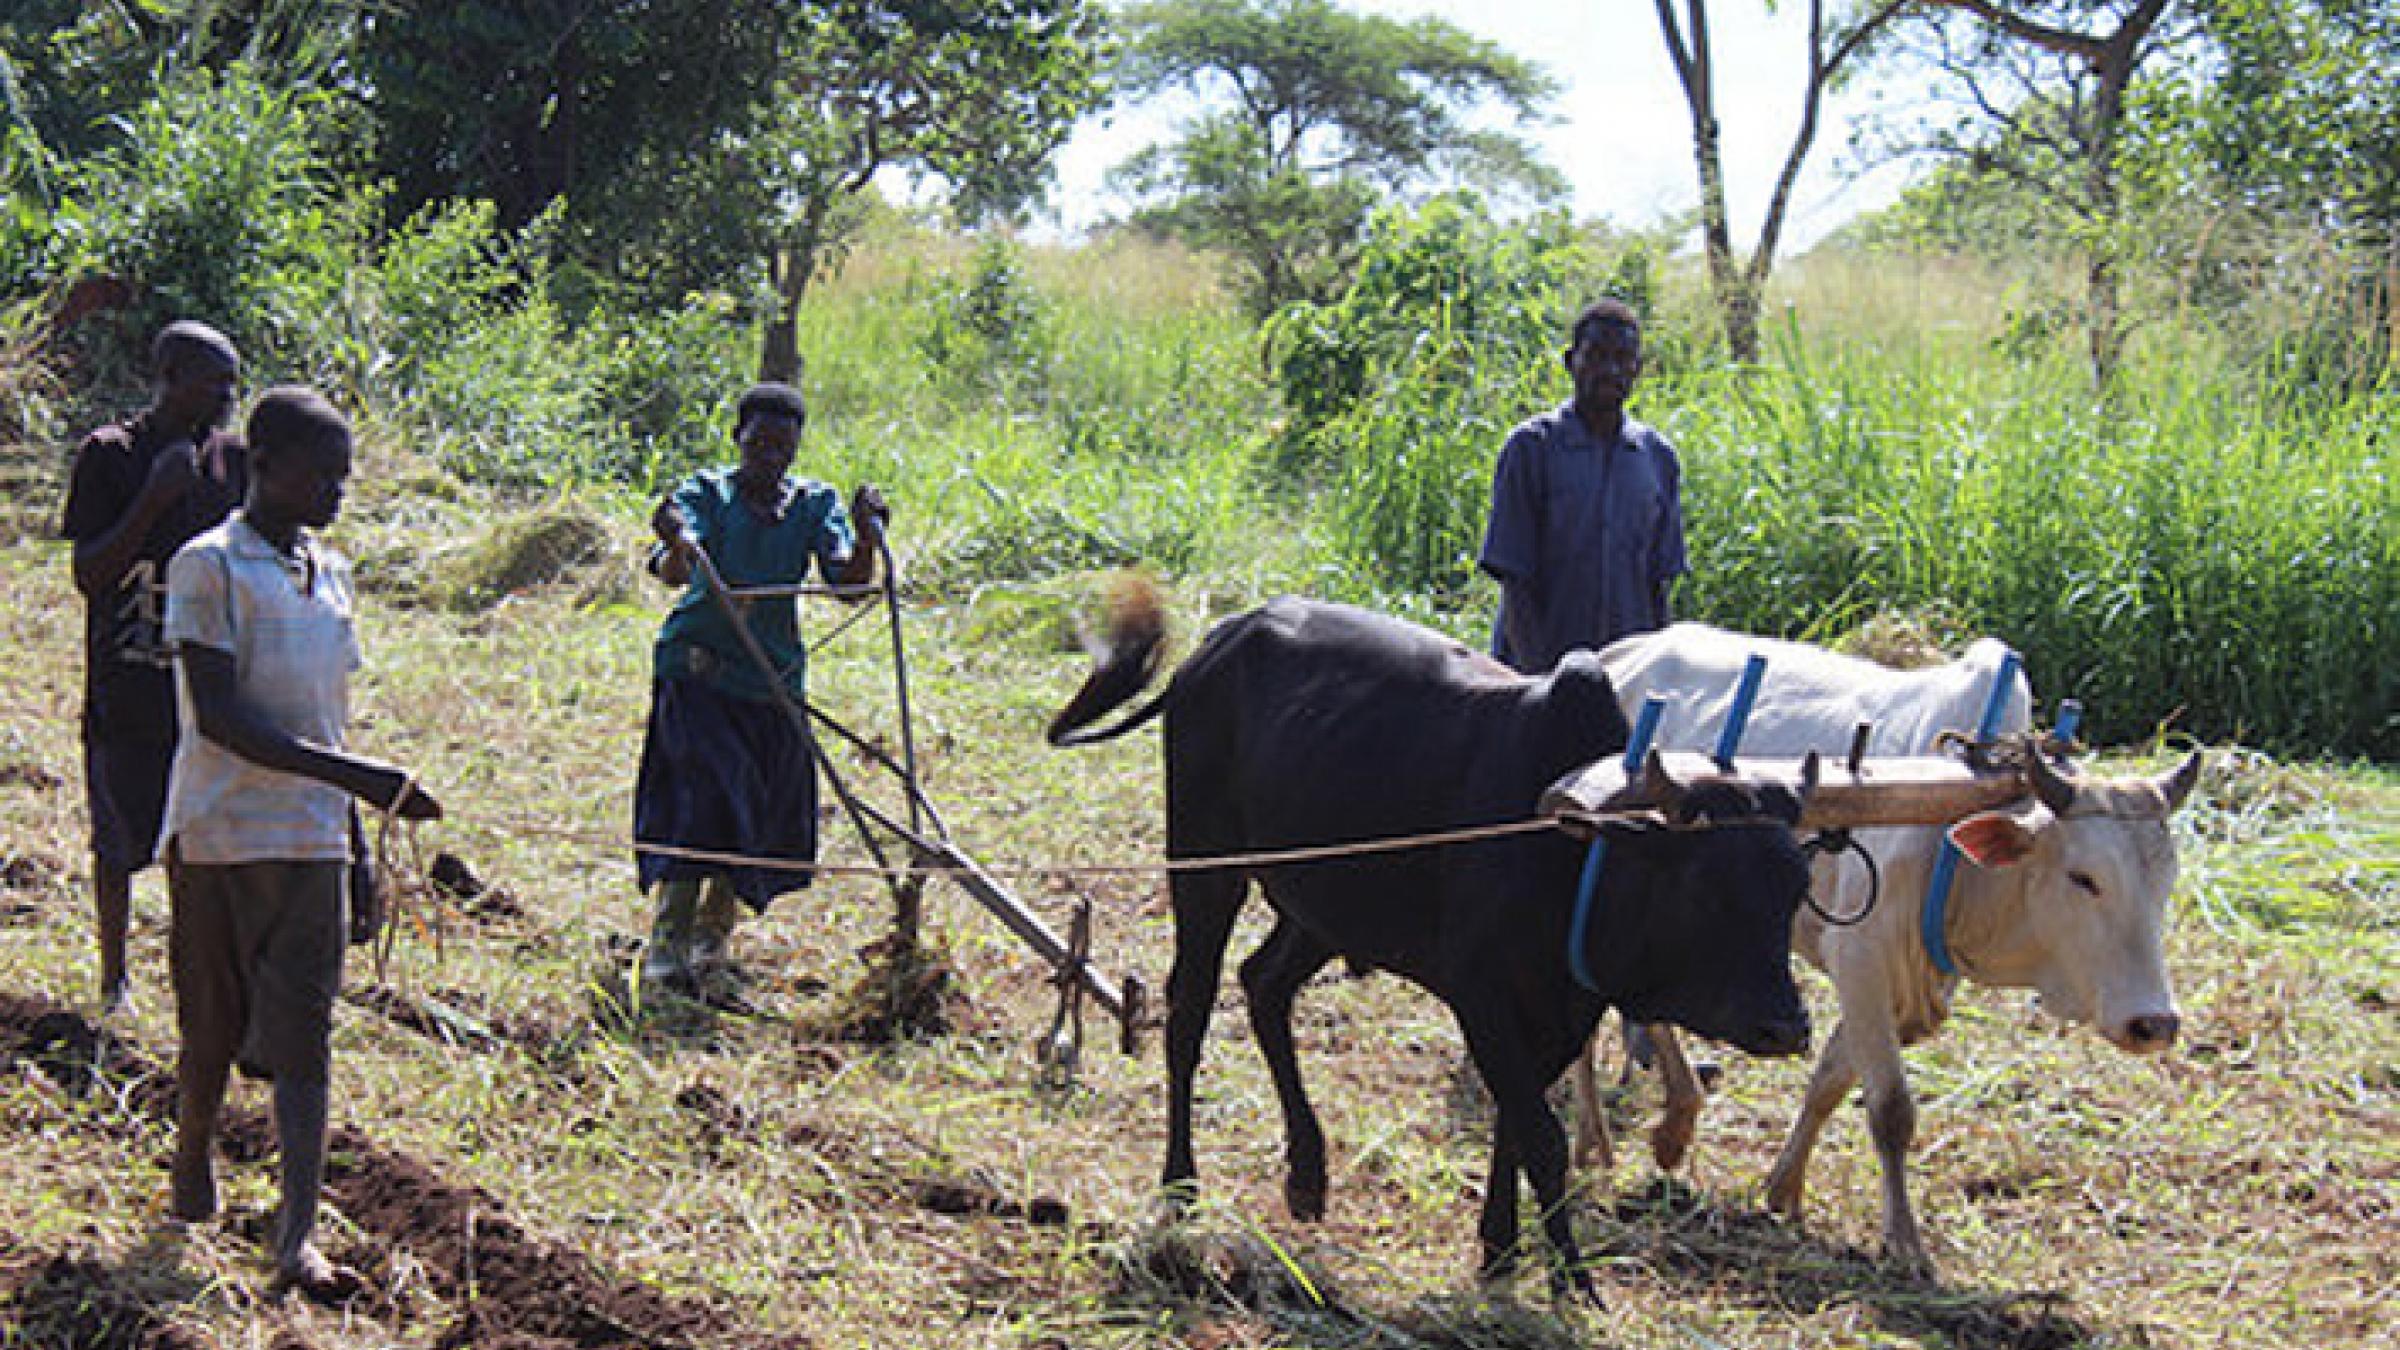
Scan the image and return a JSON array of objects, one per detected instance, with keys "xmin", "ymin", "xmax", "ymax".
[
  {"xmin": 1481, "ymin": 297, "xmax": 1696, "ymax": 1095},
  {"xmin": 1479, "ymin": 298, "xmax": 1686, "ymax": 674},
  {"xmin": 59, "ymin": 321, "xmax": 247, "ymax": 1013}
]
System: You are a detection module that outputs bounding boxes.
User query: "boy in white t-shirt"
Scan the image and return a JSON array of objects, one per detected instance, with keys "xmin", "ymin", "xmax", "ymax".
[{"xmin": 160, "ymin": 386, "xmax": 441, "ymax": 1303}]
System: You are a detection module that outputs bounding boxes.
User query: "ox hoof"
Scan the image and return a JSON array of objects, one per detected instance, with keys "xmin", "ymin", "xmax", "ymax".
[
  {"xmin": 1284, "ymin": 1177, "xmax": 1327, "ymax": 1223},
  {"xmin": 1882, "ymin": 1238, "xmax": 1936, "ymax": 1281},
  {"xmin": 1477, "ymin": 1243, "xmax": 1526, "ymax": 1287},
  {"xmin": 1764, "ymin": 1175, "xmax": 1805, "ymax": 1222},
  {"xmin": 1649, "ymin": 1115, "xmax": 1696, "ymax": 1172}
]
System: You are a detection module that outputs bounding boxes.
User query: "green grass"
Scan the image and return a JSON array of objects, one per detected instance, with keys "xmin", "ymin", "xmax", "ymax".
[
  {"xmin": 1646, "ymin": 325, "xmax": 2396, "ymax": 757},
  {"xmin": 0, "ymin": 229, "xmax": 2393, "ymax": 1346},
  {"xmin": 777, "ymin": 234, "xmax": 2392, "ymax": 756}
]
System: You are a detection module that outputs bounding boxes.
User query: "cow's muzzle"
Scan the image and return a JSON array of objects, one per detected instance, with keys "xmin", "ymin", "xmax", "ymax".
[{"xmin": 2106, "ymin": 1011, "xmax": 2181, "ymax": 1055}]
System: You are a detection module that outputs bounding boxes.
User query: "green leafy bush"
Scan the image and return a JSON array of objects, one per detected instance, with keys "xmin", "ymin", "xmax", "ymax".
[
  {"xmin": 1265, "ymin": 194, "xmax": 1579, "ymax": 596},
  {"xmin": 913, "ymin": 236, "xmax": 1054, "ymax": 401},
  {"xmin": 47, "ymin": 64, "xmax": 354, "ymax": 388},
  {"xmin": 579, "ymin": 298, "xmax": 752, "ymax": 487}
]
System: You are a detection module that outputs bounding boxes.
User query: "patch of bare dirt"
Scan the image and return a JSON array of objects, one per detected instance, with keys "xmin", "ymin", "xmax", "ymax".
[
  {"xmin": 326, "ymin": 1130, "xmax": 800, "ymax": 1349},
  {"xmin": 3, "ymin": 849, "xmax": 67, "ymax": 896},
  {"xmin": 812, "ymin": 934, "xmax": 975, "ymax": 1043},
  {"xmin": 426, "ymin": 849, "xmax": 526, "ymax": 924},
  {"xmin": 0, "ymin": 990, "xmax": 808, "ymax": 1350},
  {"xmin": 4, "ymin": 996, "xmax": 177, "ymax": 1124},
  {"xmin": 0, "ymin": 1249, "xmax": 229, "ymax": 1350},
  {"xmin": 909, "ymin": 1175, "xmax": 1072, "ymax": 1229}
]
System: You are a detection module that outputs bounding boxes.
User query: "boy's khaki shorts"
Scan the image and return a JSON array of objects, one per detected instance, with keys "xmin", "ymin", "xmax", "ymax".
[{"xmin": 166, "ymin": 852, "xmax": 347, "ymax": 1084}]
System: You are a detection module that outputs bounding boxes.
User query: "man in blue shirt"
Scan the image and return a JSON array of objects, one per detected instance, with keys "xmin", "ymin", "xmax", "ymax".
[{"xmin": 1479, "ymin": 299, "xmax": 1686, "ymax": 674}]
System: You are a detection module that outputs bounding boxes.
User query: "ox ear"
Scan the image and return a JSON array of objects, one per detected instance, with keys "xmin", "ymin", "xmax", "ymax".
[
  {"xmin": 2157, "ymin": 750, "xmax": 2204, "ymax": 812},
  {"xmin": 1949, "ymin": 810, "xmax": 2036, "ymax": 869},
  {"xmin": 1640, "ymin": 747, "xmax": 1685, "ymax": 816}
]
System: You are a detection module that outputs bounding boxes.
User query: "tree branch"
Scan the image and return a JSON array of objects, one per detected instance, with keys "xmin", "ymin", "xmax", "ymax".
[{"xmin": 1926, "ymin": 0, "xmax": 2104, "ymax": 65}]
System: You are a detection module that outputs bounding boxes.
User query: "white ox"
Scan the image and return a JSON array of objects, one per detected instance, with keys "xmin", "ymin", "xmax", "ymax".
[{"xmin": 1574, "ymin": 623, "xmax": 2202, "ymax": 1273}]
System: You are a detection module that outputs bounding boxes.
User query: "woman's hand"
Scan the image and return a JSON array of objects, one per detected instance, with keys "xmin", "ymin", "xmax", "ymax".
[
  {"xmin": 651, "ymin": 495, "xmax": 693, "ymax": 550},
  {"xmin": 851, "ymin": 484, "xmax": 891, "ymax": 537}
]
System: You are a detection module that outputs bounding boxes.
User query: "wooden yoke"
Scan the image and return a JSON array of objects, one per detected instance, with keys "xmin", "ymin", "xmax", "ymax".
[{"xmin": 1543, "ymin": 751, "xmax": 2029, "ymax": 838}]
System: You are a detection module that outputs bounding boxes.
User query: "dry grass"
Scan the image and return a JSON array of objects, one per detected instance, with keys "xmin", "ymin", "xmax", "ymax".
[{"xmin": 0, "ymin": 469, "xmax": 2391, "ymax": 1347}]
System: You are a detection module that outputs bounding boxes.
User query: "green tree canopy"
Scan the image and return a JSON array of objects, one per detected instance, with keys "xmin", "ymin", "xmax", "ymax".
[
  {"xmin": 358, "ymin": 0, "xmax": 791, "ymax": 305},
  {"xmin": 356, "ymin": 1, "xmax": 1104, "ymax": 374},
  {"xmin": 751, "ymin": 0, "xmax": 1108, "ymax": 381},
  {"xmin": 1112, "ymin": 0, "xmax": 1562, "ymax": 315},
  {"xmin": 1852, "ymin": 0, "xmax": 2394, "ymax": 381}
]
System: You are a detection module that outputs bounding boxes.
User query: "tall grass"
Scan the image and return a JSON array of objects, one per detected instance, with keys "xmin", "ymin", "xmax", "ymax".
[
  {"xmin": 1652, "ymin": 321, "xmax": 2395, "ymax": 756},
  {"xmin": 401, "ymin": 226, "xmax": 2388, "ymax": 757},
  {"xmin": 19, "ymin": 85, "xmax": 2388, "ymax": 756},
  {"xmin": 790, "ymin": 232, "xmax": 1294, "ymax": 597}
]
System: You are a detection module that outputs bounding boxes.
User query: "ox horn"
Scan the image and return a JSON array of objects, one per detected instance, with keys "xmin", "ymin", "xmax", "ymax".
[
  {"xmin": 1796, "ymin": 749, "xmax": 1821, "ymax": 803},
  {"xmin": 2156, "ymin": 749, "xmax": 2204, "ymax": 812},
  {"xmin": 2027, "ymin": 748, "xmax": 2078, "ymax": 815},
  {"xmin": 1640, "ymin": 747, "xmax": 1685, "ymax": 816}
]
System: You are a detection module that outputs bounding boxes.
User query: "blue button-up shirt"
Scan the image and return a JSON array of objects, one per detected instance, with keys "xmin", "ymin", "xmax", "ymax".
[{"xmin": 1479, "ymin": 403, "xmax": 1686, "ymax": 674}]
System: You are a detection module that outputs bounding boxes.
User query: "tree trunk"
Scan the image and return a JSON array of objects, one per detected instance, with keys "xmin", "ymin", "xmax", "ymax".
[
  {"xmin": 758, "ymin": 197, "xmax": 832, "ymax": 384},
  {"xmin": 758, "ymin": 250, "xmax": 810, "ymax": 385},
  {"xmin": 1926, "ymin": 0, "xmax": 2170, "ymax": 387},
  {"xmin": 1656, "ymin": 0, "xmax": 1759, "ymax": 361},
  {"xmin": 1656, "ymin": 0, "xmax": 1900, "ymax": 364}
]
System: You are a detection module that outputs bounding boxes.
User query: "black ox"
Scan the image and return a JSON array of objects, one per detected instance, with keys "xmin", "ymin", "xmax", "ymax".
[{"xmin": 1050, "ymin": 594, "xmax": 1816, "ymax": 1291}]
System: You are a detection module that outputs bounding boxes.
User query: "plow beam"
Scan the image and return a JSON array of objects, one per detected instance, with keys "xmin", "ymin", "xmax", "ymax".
[{"xmin": 912, "ymin": 839, "xmax": 1147, "ymax": 1055}]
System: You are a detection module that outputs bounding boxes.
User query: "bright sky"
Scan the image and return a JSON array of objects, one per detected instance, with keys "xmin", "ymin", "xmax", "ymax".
[{"xmin": 1044, "ymin": 0, "xmax": 1918, "ymax": 249}]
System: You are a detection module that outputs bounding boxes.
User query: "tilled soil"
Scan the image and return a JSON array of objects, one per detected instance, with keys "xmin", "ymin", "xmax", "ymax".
[{"xmin": 0, "ymin": 991, "xmax": 808, "ymax": 1349}]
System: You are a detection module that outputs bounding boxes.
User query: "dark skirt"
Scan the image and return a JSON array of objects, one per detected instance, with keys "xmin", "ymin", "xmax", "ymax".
[{"xmin": 633, "ymin": 677, "xmax": 819, "ymax": 911}]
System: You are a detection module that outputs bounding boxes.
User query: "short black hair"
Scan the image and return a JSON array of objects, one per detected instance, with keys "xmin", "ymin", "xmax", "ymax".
[
  {"xmin": 1569, "ymin": 298, "xmax": 1642, "ymax": 349},
  {"xmin": 736, "ymin": 382, "xmax": 807, "ymax": 433},
  {"xmin": 153, "ymin": 320, "xmax": 238, "ymax": 378},
  {"xmin": 246, "ymin": 385, "xmax": 349, "ymax": 465}
]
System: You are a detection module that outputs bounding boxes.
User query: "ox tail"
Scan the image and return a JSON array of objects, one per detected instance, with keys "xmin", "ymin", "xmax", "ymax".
[{"xmin": 1047, "ymin": 572, "xmax": 1173, "ymax": 746}]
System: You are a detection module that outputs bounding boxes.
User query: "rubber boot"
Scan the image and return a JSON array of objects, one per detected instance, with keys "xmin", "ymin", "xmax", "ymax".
[
  {"xmin": 642, "ymin": 878, "xmax": 702, "ymax": 990},
  {"xmin": 690, "ymin": 878, "xmax": 744, "ymax": 972}
]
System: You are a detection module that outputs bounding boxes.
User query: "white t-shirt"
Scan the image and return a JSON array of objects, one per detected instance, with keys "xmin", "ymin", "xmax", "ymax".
[{"xmin": 158, "ymin": 513, "xmax": 361, "ymax": 864}]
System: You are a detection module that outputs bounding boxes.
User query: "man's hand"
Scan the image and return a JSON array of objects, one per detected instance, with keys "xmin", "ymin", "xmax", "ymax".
[
  {"xmin": 369, "ymin": 766, "xmax": 444, "ymax": 821},
  {"xmin": 141, "ymin": 438, "xmax": 200, "ymax": 505}
]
